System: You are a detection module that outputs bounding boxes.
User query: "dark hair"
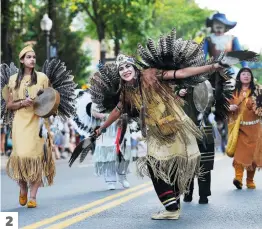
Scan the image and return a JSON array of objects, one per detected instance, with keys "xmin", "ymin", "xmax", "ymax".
[
  {"xmin": 235, "ymin": 67, "xmax": 256, "ymax": 96},
  {"xmin": 119, "ymin": 65, "xmax": 141, "ymax": 117},
  {"xmin": 15, "ymin": 54, "xmax": 37, "ymax": 90}
]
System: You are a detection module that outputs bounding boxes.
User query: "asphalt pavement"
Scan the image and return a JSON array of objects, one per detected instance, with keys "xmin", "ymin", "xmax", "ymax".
[{"xmin": 1, "ymin": 153, "xmax": 262, "ymax": 229}]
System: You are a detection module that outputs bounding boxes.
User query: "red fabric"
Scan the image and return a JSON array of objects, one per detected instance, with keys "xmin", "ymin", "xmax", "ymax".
[
  {"xmin": 159, "ymin": 190, "xmax": 174, "ymax": 198},
  {"xmin": 115, "ymin": 127, "xmax": 122, "ymax": 154}
]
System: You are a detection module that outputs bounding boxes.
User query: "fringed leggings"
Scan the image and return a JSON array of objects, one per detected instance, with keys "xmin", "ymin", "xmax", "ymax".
[{"xmin": 147, "ymin": 164, "xmax": 180, "ymax": 211}]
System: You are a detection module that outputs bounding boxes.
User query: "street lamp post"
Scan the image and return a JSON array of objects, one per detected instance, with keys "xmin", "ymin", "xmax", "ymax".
[
  {"xmin": 100, "ymin": 39, "xmax": 106, "ymax": 64},
  {"xmin": 40, "ymin": 14, "xmax": 53, "ymax": 61}
]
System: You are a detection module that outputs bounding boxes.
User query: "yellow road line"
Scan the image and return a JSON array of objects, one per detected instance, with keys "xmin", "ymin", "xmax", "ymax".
[
  {"xmin": 46, "ymin": 187, "xmax": 153, "ymax": 229},
  {"xmin": 22, "ymin": 182, "xmax": 151, "ymax": 229}
]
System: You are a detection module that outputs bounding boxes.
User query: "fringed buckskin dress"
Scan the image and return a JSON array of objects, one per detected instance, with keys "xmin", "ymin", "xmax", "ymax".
[
  {"xmin": 6, "ymin": 72, "xmax": 55, "ymax": 186},
  {"xmin": 125, "ymin": 79, "xmax": 201, "ymax": 193}
]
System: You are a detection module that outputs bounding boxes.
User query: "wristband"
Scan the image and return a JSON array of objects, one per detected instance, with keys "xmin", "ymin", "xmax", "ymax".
[
  {"xmin": 115, "ymin": 105, "xmax": 122, "ymax": 112},
  {"xmin": 173, "ymin": 70, "xmax": 177, "ymax": 79}
]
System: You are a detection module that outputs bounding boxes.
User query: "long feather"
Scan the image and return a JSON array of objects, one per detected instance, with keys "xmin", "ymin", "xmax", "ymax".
[{"xmin": 68, "ymin": 126, "xmax": 100, "ymax": 167}]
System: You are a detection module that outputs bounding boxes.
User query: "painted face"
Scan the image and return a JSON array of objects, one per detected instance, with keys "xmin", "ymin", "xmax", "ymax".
[
  {"xmin": 240, "ymin": 70, "xmax": 252, "ymax": 84},
  {"xmin": 118, "ymin": 63, "xmax": 136, "ymax": 82},
  {"xmin": 20, "ymin": 51, "xmax": 36, "ymax": 69},
  {"xmin": 213, "ymin": 20, "xmax": 226, "ymax": 35}
]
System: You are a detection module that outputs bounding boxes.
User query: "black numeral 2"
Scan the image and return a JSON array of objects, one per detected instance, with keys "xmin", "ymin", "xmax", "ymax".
[{"xmin": 6, "ymin": 216, "xmax": 13, "ymax": 226}]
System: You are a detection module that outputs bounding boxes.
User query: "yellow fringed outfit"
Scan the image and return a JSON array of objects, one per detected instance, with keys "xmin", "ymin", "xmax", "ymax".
[
  {"xmin": 125, "ymin": 80, "xmax": 201, "ymax": 192},
  {"xmin": 6, "ymin": 72, "xmax": 55, "ymax": 186}
]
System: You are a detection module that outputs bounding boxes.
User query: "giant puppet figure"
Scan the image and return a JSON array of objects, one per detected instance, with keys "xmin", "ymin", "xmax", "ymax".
[
  {"xmin": 204, "ymin": 12, "xmax": 248, "ymax": 69},
  {"xmin": 182, "ymin": 13, "xmax": 249, "ymax": 204},
  {"xmin": 204, "ymin": 12, "xmax": 248, "ymax": 152}
]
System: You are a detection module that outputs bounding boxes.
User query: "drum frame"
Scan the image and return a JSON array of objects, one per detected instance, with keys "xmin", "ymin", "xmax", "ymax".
[
  {"xmin": 34, "ymin": 87, "xmax": 60, "ymax": 118},
  {"xmin": 193, "ymin": 80, "xmax": 214, "ymax": 113}
]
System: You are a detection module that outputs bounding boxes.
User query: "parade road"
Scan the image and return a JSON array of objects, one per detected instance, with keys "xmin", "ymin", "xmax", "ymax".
[{"xmin": 1, "ymin": 154, "xmax": 261, "ymax": 229}]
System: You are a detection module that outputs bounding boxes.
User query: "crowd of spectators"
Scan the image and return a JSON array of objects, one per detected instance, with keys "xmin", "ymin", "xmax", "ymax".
[
  {"xmin": 0, "ymin": 119, "xmax": 78, "ymax": 160},
  {"xmin": 1, "ymin": 118, "xmax": 145, "ymax": 162}
]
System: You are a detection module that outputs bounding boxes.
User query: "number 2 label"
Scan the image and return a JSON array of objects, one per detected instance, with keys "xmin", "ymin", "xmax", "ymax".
[
  {"xmin": 0, "ymin": 212, "xmax": 18, "ymax": 229},
  {"xmin": 6, "ymin": 216, "xmax": 13, "ymax": 226}
]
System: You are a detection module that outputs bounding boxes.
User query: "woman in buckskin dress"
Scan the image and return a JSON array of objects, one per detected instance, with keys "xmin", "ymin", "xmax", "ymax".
[
  {"xmin": 5, "ymin": 46, "xmax": 55, "ymax": 208},
  {"xmin": 228, "ymin": 68, "xmax": 262, "ymax": 190}
]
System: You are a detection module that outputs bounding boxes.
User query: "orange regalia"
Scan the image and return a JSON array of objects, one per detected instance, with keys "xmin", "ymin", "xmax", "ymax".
[{"xmin": 228, "ymin": 89, "xmax": 262, "ymax": 169}]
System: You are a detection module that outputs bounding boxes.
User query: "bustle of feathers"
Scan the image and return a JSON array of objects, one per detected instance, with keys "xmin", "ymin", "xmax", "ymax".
[
  {"xmin": 42, "ymin": 59, "xmax": 77, "ymax": 120},
  {"xmin": 211, "ymin": 70, "xmax": 234, "ymax": 121},
  {"xmin": 0, "ymin": 63, "xmax": 18, "ymax": 125},
  {"xmin": 89, "ymin": 62, "xmax": 120, "ymax": 113},
  {"xmin": 136, "ymin": 28, "xmax": 219, "ymax": 87},
  {"xmin": 136, "ymin": 28, "xmax": 259, "ymax": 88}
]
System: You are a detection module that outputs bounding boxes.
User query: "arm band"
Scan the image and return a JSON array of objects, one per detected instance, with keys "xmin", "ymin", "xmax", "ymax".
[
  {"xmin": 115, "ymin": 105, "xmax": 122, "ymax": 112},
  {"xmin": 173, "ymin": 70, "xmax": 177, "ymax": 79}
]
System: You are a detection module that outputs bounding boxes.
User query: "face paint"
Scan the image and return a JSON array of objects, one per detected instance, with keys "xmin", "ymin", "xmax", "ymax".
[{"xmin": 118, "ymin": 63, "xmax": 136, "ymax": 82}]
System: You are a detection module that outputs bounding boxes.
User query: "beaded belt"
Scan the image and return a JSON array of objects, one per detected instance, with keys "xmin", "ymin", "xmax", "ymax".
[{"xmin": 240, "ymin": 119, "xmax": 260, "ymax": 126}]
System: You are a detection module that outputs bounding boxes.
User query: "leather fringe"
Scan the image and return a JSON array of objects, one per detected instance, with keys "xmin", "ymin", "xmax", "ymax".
[
  {"xmin": 6, "ymin": 154, "xmax": 55, "ymax": 186},
  {"xmin": 136, "ymin": 154, "xmax": 201, "ymax": 194}
]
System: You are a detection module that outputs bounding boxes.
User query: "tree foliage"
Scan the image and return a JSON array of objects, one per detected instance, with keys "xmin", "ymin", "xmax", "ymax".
[
  {"xmin": 64, "ymin": 0, "xmax": 155, "ymax": 56},
  {"xmin": 1, "ymin": 0, "xmax": 91, "ymax": 85},
  {"xmin": 64, "ymin": 0, "xmax": 211, "ymax": 56},
  {"xmin": 150, "ymin": 0, "xmax": 212, "ymax": 39},
  {"xmin": 2, "ymin": 0, "xmax": 213, "ymax": 84}
]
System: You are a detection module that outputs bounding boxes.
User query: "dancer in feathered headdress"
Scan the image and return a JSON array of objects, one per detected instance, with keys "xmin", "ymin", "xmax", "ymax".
[
  {"xmin": 69, "ymin": 28, "xmax": 258, "ymax": 220},
  {"xmin": 1, "ymin": 46, "xmax": 76, "ymax": 208}
]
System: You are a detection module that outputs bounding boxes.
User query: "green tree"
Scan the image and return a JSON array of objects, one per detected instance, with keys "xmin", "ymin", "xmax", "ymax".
[
  {"xmin": 64, "ymin": 0, "xmax": 211, "ymax": 58},
  {"xmin": 64, "ymin": 0, "xmax": 155, "ymax": 57},
  {"xmin": 151, "ymin": 0, "xmax": 212, "ymax": 40},
  {"xmin": 1, "ymin": 0, "xmax": 25, "ymax": 64},
  {"xmin": 1, "ymin": 0, "xmax": 91, "ymax": 85},
  {"xmin": 29, "ymin": 3, "xmax": 91, "ymax": 85}
]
